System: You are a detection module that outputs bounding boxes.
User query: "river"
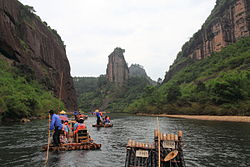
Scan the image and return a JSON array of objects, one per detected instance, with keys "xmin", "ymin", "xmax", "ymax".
[{"xmin": 0, "ymin": 114, "xmax": 250, "ymax": 167}]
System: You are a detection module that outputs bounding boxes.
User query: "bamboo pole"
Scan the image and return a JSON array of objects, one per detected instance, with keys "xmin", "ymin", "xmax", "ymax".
[
  {"xmin": 58, "ymin": 72, "xmax": 64, "ymax": 113},
  {"xmin": 157, "ymin": 117, "xmax": 161, "ymax": 167},
  {"xmin": 45, "ymin": 114, "xmax": 51, "ymax": 165}
]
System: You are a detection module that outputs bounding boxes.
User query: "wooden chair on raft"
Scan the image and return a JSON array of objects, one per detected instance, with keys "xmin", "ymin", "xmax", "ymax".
[{"xmin": 75, "ymin": 129, "xmax": 90, "ymax": 143}]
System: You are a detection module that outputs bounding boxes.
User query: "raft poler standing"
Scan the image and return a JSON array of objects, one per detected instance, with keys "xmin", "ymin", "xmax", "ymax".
[
  {"xmin": 94, "ymin": 109, "xmax": 102, "ymax": 125},
  {"xmin": 49, "ymin": 110, "xmax": 62, "ymax": 146}
]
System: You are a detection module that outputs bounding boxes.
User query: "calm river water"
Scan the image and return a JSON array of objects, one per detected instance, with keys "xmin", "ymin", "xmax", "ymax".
[{"xmin": 0, "ymin": 114, "xmax": 250, "ymax": 167}]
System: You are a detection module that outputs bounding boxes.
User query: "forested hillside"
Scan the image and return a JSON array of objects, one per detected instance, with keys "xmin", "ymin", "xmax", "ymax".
[
  {"xmin": 74, "ymin": 75, "xmax": 151, "ymax": 112},
  {"xmin": 125, "ymin": 37, "xmax": 250, "ymax": 115},
  {"xmin": 0, "ymin": 58, "xmax": 64, "ymax": 121}
]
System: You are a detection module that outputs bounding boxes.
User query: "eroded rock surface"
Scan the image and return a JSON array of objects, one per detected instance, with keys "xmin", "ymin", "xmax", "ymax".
[
  {"xmin": 106, "ymin": 47, "xmax": 129, "ymax": 87},
  {"xmin": 0, "ymin": 0, "xmax": 77, "ymax": 110}
]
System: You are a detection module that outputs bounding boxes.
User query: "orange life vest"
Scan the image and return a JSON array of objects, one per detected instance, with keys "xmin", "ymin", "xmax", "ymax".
[{"xmin": 74, "ymin": 123, "xmax": 86, "ymax": 134}]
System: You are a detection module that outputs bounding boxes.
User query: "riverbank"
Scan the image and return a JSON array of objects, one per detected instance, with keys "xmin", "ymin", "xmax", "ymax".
[{"xmin": 136, "ymin": 114, "xmax": 250, "ymax": 123}]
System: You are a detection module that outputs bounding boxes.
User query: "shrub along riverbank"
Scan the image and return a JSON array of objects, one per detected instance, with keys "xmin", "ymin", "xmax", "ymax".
[
  {"xmin": 125, "ymin": 37, "xmax": 250, "ymax": 115},
  {"xmin": 0, "ymin": 58, "xmax": 64, "ymax": 122}
]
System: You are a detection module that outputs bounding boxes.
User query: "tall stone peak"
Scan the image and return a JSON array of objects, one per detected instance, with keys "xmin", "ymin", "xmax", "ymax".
[
  {"xmin": 0, "ymin": 0, "xmax": 77, "ymax": 110},
  {"xmin": 113, "ymin": 47, "xmax": 125, "ymax": 57},
  {"xmin": 106, "ymin": 47, "xmax": 129, "ymax": 86}
]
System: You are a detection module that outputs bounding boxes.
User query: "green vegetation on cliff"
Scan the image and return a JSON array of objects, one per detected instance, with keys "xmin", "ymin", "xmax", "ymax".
[
  {"xmin": 125, "ymin": 37, "xmax": 250, "ymax": 115},
  {"xmin": 74, "ymin": 75, "xmax": 151, "ymax": 112},
  {"xmin": 0, "ymin": 58, "xmax": 64, "ymax": 121}
]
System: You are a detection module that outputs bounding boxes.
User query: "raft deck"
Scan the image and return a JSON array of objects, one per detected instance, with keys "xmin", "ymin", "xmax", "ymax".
[
  {"xmin": 125, "ymin": 130, "xmax": 185, "ymax": 167},
  {"xmin": 43, "ymin": 120, "xmax": 101, "ymax": 151},
  {"xmin": 42, "ymin": 143, "xmax": 101, "ymax": 151}
]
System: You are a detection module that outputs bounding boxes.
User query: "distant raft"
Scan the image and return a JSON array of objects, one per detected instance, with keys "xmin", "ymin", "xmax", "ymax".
[
  {"xmin": 92, "ymin": 124, "xmax": 113, "ymax": 128},
  {"xmin": 125, "ymin": 130, "xmax": 186, "ymax": 167}
]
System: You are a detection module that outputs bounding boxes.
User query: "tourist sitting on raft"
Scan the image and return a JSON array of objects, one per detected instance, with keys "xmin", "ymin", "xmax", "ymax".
[
  {"xmin": 104, "ymin": 115, "xmax": 111, "ymax": 124},
  {"xmin": 74, "ymin": 118, "xmax": 86, "ymax": 134},
  {"xmin": 49, "ymin": 110, "xmax": 62, "ymax": 147},
  {"xmin": 61, "ymin": 120, "xmax": 69, "ymax": 143},
  {"xmin": 74, "ymin": 111, "xmax": 88, "ymax": 121}
]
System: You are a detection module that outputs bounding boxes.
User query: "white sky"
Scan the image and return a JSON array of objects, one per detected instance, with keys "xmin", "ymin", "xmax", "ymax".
[{"xmin": 19, "ymin": 0, "xmax": 216, "ymax": 80}]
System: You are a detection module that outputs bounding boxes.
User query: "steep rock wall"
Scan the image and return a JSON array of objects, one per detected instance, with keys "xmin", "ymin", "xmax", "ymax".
[
  {"xmin": 106, "ymin": 47, "xmax": 129, "ymax": 87},
  {"xmin": 0, "ymin": 0, "xmax": 77, "ymax": 110},
  {"xmin": 186, "ymin": 0, "xmax": 249, "ymax": 60},
  {"xmin": 164, "ymin": 0, "xmax": 250, "ymax": 82}
]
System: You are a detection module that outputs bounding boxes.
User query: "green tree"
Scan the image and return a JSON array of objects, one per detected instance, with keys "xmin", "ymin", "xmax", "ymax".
[{"xmin": 166, "ymin": 84, "xmax": 181, "ymax": 102}]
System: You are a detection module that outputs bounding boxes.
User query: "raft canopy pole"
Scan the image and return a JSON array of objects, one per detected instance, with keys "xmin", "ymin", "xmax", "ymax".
[
  {"xmin": 58, "ymin": 72, "xmax": 64, "ymax": 113},
  {"xmin": 45, "ymin": 114, "xmax": 51, "ymax": 165},
  {"xmin": 157, "ymin": 117, "xmax": 160, "ymax": 167}
]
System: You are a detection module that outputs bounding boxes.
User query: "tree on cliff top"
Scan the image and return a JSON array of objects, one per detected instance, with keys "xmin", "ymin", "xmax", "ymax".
[{"xmin": 24, "ymin": 5, "xmax": 36, "ymax": 13}]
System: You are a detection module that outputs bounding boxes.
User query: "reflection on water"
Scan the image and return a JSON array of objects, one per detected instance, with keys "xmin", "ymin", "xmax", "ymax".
[{"xmin": 0, "ymin": 114, "xmax": 250, "ymax": 167}]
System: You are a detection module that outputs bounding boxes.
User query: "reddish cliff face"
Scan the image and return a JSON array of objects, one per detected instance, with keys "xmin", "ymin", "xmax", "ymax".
[
  {"xmin": 164, "ymin": 0, "xmax": 250, "ymax": 82},
  {"xmin": 186, "ymin": 0, "xmax": 250, "ymax": 60},
  {"xmin": 106, "ymin": 48, "xmax": 129, "ymax": 87},
  {"xmin": 0, "ymin": 0, "xmax": 77, "ymax": 110}
]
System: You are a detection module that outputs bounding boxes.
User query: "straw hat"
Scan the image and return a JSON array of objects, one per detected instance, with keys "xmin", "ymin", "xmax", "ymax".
[
  {"xmin": 60, "ymin": 110, "xmax": 66, "ymax": 114},
  {"xmin": 163, "ymin": 150, "xmax": 178, "ymax": 162}
]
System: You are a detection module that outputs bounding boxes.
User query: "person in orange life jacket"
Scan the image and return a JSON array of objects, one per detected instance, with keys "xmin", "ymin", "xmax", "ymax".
[
  {"xmin": 76, "ymin": 113, "xmax": 87, "ymax": 122},
  {"xmin": 74, "ymin": 118, "xmax": 86, "ymax": 134},
  {"xmin": 104, "ymin": 116, "xmax": 111, "ymax": 124},
  {"xmin": 49, "ymin": 110, "xmax": 62, "ymax": 146}
]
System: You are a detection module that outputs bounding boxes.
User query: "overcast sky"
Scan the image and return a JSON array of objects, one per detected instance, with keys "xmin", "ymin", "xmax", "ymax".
[{"xmin": 19, "ymin": 0, "xmax": 216, "ymax": 80}]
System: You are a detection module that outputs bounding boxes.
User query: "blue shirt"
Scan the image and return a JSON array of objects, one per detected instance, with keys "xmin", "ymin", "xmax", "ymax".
[
  {"xmin": 50, "ymin": 114, "xmax": 62, "ymax": 130},
  {"xmin": 74, "ymin": 111, "xmax": 79, "ymax": 115},
  {"xmin": 74, "ymin": 123, "xmax": 78, "ymax": 131},
  {"xmin": 95, "ymin": 112, "xmax": 101, "ymax": 118},
  {"xmin": 105, "ymin": 118, "xmax": 110, "ymax": 124},
  {"xmin": 63, "ymin": 124, "xmax": 69, "ymax": 132}
]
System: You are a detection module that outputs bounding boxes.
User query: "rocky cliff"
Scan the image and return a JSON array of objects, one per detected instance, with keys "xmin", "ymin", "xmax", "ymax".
[
  {"xmin": 106, "ymin": 47, "xmax": 129, "ymax": 86},
  {"xmin": 129, "ymin": 64, "xmax": 156, "ymax": 85},
  {"xmin": 0, "ymin": 0, "xmax": 77, "ymax": 110},
  {"xmin": 164, "ymin": 0, "xmax": 250, "ymax": 82}
]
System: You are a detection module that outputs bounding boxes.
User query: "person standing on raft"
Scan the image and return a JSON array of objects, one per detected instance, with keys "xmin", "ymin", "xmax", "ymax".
[
  {"xmin": 49, "ymin": 110, "xmax": 62, "ymax": 146},
  {"xmin": 93, "ymin": 109, "xmax": 102, "ymax": 125}
]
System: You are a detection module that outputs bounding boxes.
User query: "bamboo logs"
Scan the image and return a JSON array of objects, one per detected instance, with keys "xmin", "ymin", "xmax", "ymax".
[
  {"xmin": 42, "ymin": 143, "xmax": 101, "ymax": 151},
  {"xmin": 125, "ymin": 130, "xmax": 185, "ymax": 167}
]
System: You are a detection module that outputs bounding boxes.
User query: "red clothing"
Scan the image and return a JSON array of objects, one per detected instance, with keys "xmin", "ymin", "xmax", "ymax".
[{"xmin": 74, "ymin": 123, "xmax": 86, "ymax": 134}]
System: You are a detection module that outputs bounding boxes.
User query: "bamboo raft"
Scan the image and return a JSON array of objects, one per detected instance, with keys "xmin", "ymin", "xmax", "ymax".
[
  {"xmin": 42, "ymin": 143, "xmax": 101, "ymax": 151},
  {"xmin": 92, "ymin": 124, "xmax": 113, "ymax": 127},
  {"xmin": 43, "ymin": 121, "xmax": 101, "ymax": 151},
  {"xmin": 125, "ymin": 130, "xmax": 185, "ymax": 167}
]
